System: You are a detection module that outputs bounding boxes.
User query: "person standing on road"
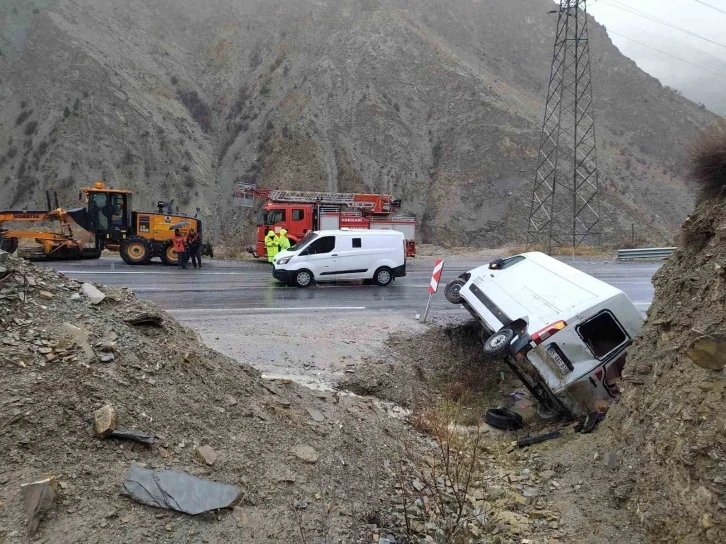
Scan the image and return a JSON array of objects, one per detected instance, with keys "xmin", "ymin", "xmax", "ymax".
[
  {"xmin": 265, "ymin": 229, "xmax": 279, "ymax": 263},
  {"xmin": 173, "ymin": 229, "xmax": 188, "ymax": 269},
  {"xmin": 187, "ymin": 228, "xmax": 202, "ymax": 268},
  {"xmin": 278, "ymin": 228, "xmax": 291, "ymax": 253}
]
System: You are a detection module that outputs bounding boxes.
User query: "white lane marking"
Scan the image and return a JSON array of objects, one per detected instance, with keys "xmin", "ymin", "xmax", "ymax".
[{"xmin": 167, "ymin": 306, "xmax": 367, "ymax": 313}]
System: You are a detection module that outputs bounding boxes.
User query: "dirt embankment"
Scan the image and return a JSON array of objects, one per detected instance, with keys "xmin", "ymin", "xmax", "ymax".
[
  {"xmin": 536, "ymin": 125, "xmax": 726, "ymax": 544},
  {"xmin": 0, "ymin": 253, "xmax": 571, "ymax": 543},
  {"xmin": 0, "ymin": 252, "xmax": 420, "ymax": 543}
]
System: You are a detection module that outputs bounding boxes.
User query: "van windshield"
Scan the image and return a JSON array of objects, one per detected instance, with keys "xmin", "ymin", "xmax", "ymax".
[{"xmin": 290, "ymin": 232, "xmax": 318, "ymax": 252}]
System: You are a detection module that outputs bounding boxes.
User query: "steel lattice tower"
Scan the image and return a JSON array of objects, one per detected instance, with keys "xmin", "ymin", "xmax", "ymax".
[{"xmin": 527, "ymin": 0, "xmax": 601, "ymax": 252}]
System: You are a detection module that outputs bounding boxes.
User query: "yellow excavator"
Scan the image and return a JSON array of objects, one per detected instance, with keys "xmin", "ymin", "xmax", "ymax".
[{"xmin": 0, "ymin": 182, "xmax": 212, "ymax": 265}]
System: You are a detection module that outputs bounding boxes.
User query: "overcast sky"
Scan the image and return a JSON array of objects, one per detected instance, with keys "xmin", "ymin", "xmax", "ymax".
[{"xmin": 570, "ymin": 0, "xmax": 726, "ymax": 113}]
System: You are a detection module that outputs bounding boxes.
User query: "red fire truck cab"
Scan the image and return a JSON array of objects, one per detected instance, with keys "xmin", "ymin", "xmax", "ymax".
[{"xmin": 246, "ymin": 190, "xmax": 417, "ymax": 259}]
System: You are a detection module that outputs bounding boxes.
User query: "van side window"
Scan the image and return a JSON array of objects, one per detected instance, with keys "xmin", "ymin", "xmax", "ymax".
[
  {"xmin": 306, "ymin": 236, "xmax": 335, "ymax": 255},
  {"xmin": 352, "ymin": 238, "xmax": 362, "ymax": 248},
  {"xmin": 577, "ymin": 311, "xmax": 628, "ymax": 359},
  {"xmin": 292, "ymin": 209, "xmax": 305, "ymax": 221}
]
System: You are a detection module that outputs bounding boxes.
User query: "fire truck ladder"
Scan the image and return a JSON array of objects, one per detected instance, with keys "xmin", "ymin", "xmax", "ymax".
[{"xmin": 268, "ymin": 190, "xmax": 387, "ymax": 211}]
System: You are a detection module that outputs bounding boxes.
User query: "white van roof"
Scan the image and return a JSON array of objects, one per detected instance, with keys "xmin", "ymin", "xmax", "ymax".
[{"xmin": 314, "ymin": 229, "xmax": 405, "ymax": 238}]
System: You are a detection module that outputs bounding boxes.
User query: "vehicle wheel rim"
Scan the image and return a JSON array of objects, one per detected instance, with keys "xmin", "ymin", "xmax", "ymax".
[
  {"xmin": 128, "ymin": 244, "xmax": 146, "ymax": 259},
  {"xmin": 167, "ymin": 247, "xmax": 177, "ymax": 261},
  {"xmin": 378, "ymin": 270, "xmax": 391, "ymax": 284},
  {"xmin": 450, "ymin": 284, "xmax": 461, "ymax": 295},
  {"xmin": 489, "ymin": 333, "xmax": 508, "ymax": 349},
  {"xmin": 298, "ymin": 272, "xmax": 311, "ymax": 286}
]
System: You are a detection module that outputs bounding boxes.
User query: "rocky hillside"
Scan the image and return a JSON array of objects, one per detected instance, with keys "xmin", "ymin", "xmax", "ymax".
[{"xmin": 0, "ymin": 0, "xmax": 716, "ymax": 247}]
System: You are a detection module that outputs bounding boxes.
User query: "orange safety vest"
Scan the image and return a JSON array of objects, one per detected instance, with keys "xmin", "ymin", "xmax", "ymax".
[{"xmin": 173, "ymin": 235, "xmax": 186, "ymax": 253}]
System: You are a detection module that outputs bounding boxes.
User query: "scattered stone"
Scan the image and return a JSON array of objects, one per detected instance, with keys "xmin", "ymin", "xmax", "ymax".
[
  {"xmin": 125, "ymin": 312, "xmax": 163, "ymax": 326},
  {"xmin": 233, "ymin": 506, "xmax": 248, "ymax": 528},
  {"xmin": 702, "ymin": 513, "xmax": 714, "ymax": 529},
  {"xmin": 38, "ymin": 290, "xmax": 54, "ymax": 300},
  {"xmin": 540, "ymin": 470, "xmax": 556, "ymax": 481},
  {"xmin": 196, "ymin": 445, "xmax": 218, "ymax": 466},
  {"xmin": 603, "ymin": 451, "xmax": 618, "ymax": 470},
  {"xmin": 412, "ymin": 478, "xmax": 424, "ymax": 492},
  {"xmin": 100, "ymin": 353, "xmax": 115, "ymax": 363},
  {"xmin": 38, "ymin": 347, "xmax": 53, "ymax": 354},
  {"xmin": 96, "ymin": 340, "xmax": 117, "ymax": 352},
  {"xmin": 70, "ymin": 293, "xmax": 81, "ymax": 301},
  {"xmin": 306, "ymin": 408, "xmax": 325, "ymax": 422},
  {"xmin": 21, "ymin": 476, "xmax": 57, "ymax": 536},
  {"xmin": 93, "ymin": 405, "xmax": 118, "ymax": 438},
  {"xmin": 686, "ymin": 335, "xmax": 726, "ymax": 370},
  {"xmin": 292, "ymin": 444, "xmax": 318, "ymax": 464},
  {"xmin": 81, "ymin": 283, "xmax": 106, "ymax": 304},
  {"xmin": 293, "ymin": 499, "xmax": 308, "ymax": 510},
  {"xmin": 224, "ymin": 395, "xmax": 238, "ymax": 407}
]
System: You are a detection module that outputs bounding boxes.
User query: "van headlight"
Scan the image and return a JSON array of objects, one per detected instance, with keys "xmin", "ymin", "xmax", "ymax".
[{"xmin": 277, "ymin": 257, "xmax": 292, "ymax": 265}]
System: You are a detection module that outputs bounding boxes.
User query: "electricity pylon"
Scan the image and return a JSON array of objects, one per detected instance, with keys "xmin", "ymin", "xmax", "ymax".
[{"xmin": 527, "ymin": 0, "xmax": 601, "ymax": 252}]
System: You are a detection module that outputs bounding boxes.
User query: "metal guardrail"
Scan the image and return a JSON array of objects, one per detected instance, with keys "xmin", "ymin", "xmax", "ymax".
[{"xmin": 616, "ymin": 247, "xmax": 676, "ymax": 261}]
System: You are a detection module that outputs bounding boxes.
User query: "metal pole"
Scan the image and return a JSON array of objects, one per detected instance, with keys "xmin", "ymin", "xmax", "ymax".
[
  {"xmin": 631, "ymin": 223, "xmax": 635, "ymax": 245},
  {"xmin": 422, "ymin": 293, "xmax": 434, "ymax": 323}
]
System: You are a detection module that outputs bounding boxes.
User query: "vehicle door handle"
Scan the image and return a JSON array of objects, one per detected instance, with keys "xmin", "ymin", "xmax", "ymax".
[{"xmin": 331, "ymin": 254, "xmax": 338, "ymax": 257}]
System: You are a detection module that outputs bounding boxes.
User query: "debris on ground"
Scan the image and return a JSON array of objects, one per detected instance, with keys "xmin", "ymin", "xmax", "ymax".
[
  {"xmin": 516, "ymin": 430, "xmax": 562, "ymax": 448},
  {"xmin": 20, "ymin": 476, "xmax": 56, "ymax": 536},
  {"xmin": 120, "ymin": 464, "xmax": 241, "ymax": 514},
  {"xmin": 5, "ymin": 252, "xmax": 555, "ymax": 542},
  {"xmin": 108, "ymin": 429, "xmax": 155, "ymax": 446}
]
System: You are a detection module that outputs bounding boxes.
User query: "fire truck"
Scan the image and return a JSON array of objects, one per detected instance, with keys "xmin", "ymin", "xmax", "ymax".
[{"xmin": 241, "ymin": 188, "xmax": 417, "ymax": 259}]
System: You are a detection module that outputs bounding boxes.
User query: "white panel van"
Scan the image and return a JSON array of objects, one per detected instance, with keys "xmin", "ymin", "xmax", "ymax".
[
  {"xmin": 445, "ymin": 252, "xmax": 644, "ymax": 418},
  {"xmin": 271, "ymin": 230, "xmax": 406, "ymax": 288}
]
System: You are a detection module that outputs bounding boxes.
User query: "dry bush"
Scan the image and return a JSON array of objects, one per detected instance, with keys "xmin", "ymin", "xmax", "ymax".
[
  {"xmin": 400, "ymin": 395, "xmax": 486, "ymax": 542},
  {"xmin": 688, "ymin": 119, "xmax": 726, "ymax": 199}
]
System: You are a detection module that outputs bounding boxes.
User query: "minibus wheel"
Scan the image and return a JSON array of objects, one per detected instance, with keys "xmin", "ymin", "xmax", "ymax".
[
  {"xmin": 483, "ymin": 328, "xmax": 515, "ymax": 358},
  {"xmin": 294, "ymin": 269, "xmax": 314, "ymax": 288},
  {"xmin": 444, "ymin": 278, "xmax": 466, "ymax": 304}
]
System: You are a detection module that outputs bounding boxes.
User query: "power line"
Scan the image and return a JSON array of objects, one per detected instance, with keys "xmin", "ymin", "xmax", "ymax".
[
  {"xmin": 601, "ymin": 0, "xmax": 726, "ymax": 51},
  {"xmin": 607, "ymin": 30, "xmax": 726, "ymax": 80},
  {"xmin": 694, "ymin": 0, "xmax": 726, "ymax": 16}
]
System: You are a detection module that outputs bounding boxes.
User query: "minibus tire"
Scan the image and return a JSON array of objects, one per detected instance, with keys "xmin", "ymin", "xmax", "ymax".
[
  {"xmin": 294, "ymin": 269, "xmax": 314, "ymax": 288},
  {"xmin": 485, "ymin": 408, "xmax": 523, "ymax": 431},
  {"xmin": 374, "ymin": 267, "xmax": 394, "ymax": 286},
  {"xmin": 444, "ymin": 278, "xmax": 466, "ymax": 304},
  {"xmin": 483, "ymin": 328, "xmax": 515, "ymax": 358}
]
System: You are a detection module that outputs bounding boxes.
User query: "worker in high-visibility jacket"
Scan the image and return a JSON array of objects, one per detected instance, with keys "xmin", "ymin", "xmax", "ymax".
[
  {"xmin": 278, "ymin": 229, "xmax": 291, "ymax": 252},
  {"xmin": 265, "ymin": 230, "xmax": 279, "ymax": 263}
]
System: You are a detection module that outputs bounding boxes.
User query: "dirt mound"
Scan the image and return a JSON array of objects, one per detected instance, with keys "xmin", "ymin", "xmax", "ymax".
[
  {"xmin": 0, "ymin": 252, "xmax": 421, "ymax": 543},
  {"xmin": 596, "ymin": 194, "xmax": 726, "ymax": 543}
]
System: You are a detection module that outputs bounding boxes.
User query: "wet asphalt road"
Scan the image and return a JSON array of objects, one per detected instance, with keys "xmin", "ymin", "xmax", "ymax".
[{"xmin": 40, "ymin": 255, "xmax": 661, "ymax": 316}]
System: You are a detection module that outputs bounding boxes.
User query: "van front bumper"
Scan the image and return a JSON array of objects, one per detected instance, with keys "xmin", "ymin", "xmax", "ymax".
[{"xmin": 272, "ymin": 266, "xmax": 293, "ymax": 283}]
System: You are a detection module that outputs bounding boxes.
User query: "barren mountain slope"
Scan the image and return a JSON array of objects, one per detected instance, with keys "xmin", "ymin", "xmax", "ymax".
[{"xmin": 0, "ymin": 0, "xmax": 716, "ymax": 247}]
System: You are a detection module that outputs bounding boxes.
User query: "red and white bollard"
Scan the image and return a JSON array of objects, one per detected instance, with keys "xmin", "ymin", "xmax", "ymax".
[{"xmin": 422, "ymin": 258, "xmax": 445, "ymax": 323}]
